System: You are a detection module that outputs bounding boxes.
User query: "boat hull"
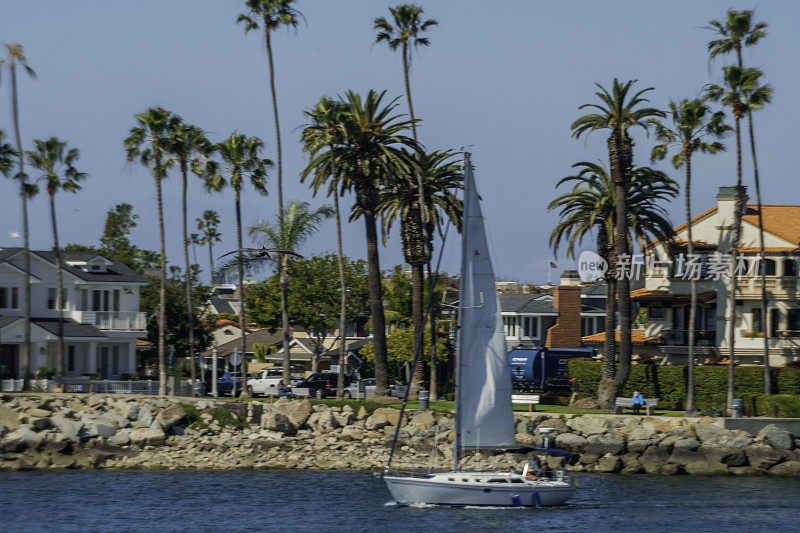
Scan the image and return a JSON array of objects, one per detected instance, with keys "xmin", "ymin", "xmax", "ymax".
[{"xmin": 384, "ymin": 474, "xmax": 572, "ymax": 507}]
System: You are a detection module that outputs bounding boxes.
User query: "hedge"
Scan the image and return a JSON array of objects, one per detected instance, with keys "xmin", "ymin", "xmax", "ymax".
[{"xmin": 566, "ymin": 359, "xmax": 800, "ymax": 403}]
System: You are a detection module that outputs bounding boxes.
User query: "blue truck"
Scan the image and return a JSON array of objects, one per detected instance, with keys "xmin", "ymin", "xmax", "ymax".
[{"xmin": 508, "ymin": 345, "xmax": 595, "ymax": 392}]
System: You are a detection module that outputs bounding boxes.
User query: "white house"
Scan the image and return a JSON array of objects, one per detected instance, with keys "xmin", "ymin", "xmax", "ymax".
[{"xmin": 0, "ymin": 248, "xmax": 148, "ymax": 379}]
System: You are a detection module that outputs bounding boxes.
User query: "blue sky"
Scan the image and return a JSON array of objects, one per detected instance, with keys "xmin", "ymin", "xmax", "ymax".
[{"xmin": 1, "ymin": 1, "xmax": 798, "ymax": 282}]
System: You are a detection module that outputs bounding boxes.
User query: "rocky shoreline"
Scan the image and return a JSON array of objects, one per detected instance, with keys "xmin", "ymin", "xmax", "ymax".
[{"xmin": 0, "ymin": 394, "xmax": 798, "ymax": 476}]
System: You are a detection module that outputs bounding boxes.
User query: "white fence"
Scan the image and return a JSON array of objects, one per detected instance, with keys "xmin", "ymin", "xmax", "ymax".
[
  {"xmin": 1, "ymin": 379, "xmax": 52, "ymax": 392},
  {"xmin": 1, "ymin": 379, "xmax": 197, "ymax": 396}
]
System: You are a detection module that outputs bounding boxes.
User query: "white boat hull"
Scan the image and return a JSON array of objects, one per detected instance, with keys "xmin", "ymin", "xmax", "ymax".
[{"xmin": 384, "ymin": 472, "xmax": 572, "ymax": 507}]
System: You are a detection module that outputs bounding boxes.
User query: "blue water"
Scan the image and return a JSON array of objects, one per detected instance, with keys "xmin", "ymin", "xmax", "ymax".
[{"xmin": 1, "ymin": 470, "xmax": 799, "ymax": 532}]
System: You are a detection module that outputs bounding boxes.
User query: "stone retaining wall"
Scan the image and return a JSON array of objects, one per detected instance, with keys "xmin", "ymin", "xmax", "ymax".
[{"xmin": 0, "ymin": 394, "xmax": 798, "ymax": 476}]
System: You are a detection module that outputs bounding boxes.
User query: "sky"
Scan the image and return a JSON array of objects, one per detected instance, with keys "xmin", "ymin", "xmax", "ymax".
[{"xmin": 1, "ymin": 0, "xmax": 799, "ymax": 283}]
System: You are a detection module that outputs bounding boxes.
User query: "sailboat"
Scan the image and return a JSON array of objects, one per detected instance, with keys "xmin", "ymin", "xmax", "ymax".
[{"xmin": 383, "ymin": 153, "xmax": 574, "ymax": 507}]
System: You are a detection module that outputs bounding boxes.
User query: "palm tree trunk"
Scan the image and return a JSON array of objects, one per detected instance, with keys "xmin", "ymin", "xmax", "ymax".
[
  {"xmin": 685, "ymin": 150, "xmax": 696, "ymax": 414},
  {"xmin": 208, "ymin": 241, "xmax": 215, "ymax": 285},
  {"xmin": 181, "ymin": 162, "xmax": 196, "ymax": 395},
  {"xmin": 235, "ymin": 187, "xmax": 250, "ymax": 398},
  {"xmin": 402, "ymin": 41, "xmax": 417, "ymax": 140},
  {"xmin": 280, "ymin": 254, "xmax": 291, "ymax": 385},
  {"xmin": 49, "ymin": 193, "xmax": 66, "ymax": 376},
  {"xmin": 747, "ymin": 111, "xmax": 771, "ymax": 394},
  {"xmin": 332, "ymin": 154, "xmax": 348, "ymax": 400},
  {"xmin": 428, "ymin": 260, "xmax": 437, "ymax": 400},
  {"xmin": 363, "ymin": 206, "xmax": 389, "ymax": 396},
  {"xmin": 608, "ymin": 133, "xmax": 633, "ymax": 395},
  {"xmin": 409, "ymin": 262, "xmax": 425, "ymax": 396},
  {"xmin": 11, "ymin": 63, "xmax": 31, "ymax": 387},
  {"xmin": 727, "ymin": 115, "xmax": 744, "ymax": 412},
  {"xmin": 596, "ymin": 227, "xmax": 616, "ymax": 405},
  {"xmin": 155, "ymin": 171, "xmax": 167, "ymax": 396}
]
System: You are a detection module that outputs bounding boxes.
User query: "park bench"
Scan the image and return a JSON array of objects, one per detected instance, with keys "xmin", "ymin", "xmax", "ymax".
[
  {"xmin": 511, "ymin": 394, "xmax": 541, "ymax": 412},
  {"xmin": 614, "ymin": 397, "xmax": 658, "ymax": 415},
  {"xmin": 52, "ymin": 377, "xmax": 94, "ymax": 393},
  {"xmin": 290, "ymin": 387, "xmax": 310, "ymax": 398}
]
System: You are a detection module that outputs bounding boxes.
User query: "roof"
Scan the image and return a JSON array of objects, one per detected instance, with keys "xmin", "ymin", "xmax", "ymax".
[
  {"xmin": 742, "ymin": 205, "xmax": 800, "ymax": 246},
  {"xmin": 0, "ymin": 316, "xmax": 22, "ymax": 329},
  {"xmin": 499, "ymin": 293, "xmax": 557, "ymax": 314},
  {"xmin": 0, "ymin": 248, "xmax": 146, "ymax": 283},
  {"xmin": 738, "ymin": 247, "xmax": 800, "ymax": 254},
  {"xmin": 630, "ymin": 288, "xmax": 716, "ymax": 303},
  {"xmin": 31, "ymin": 318, "xmax": 105, "ymax": 338},
  {"xmin": 323, "ymin": 338, "xmax": 370, "ymax": 356},
  {"xmin": 580, "ymin": 282, "xmax": 608, "ymax": 297},
  {"xmin": 582, "ymin": 329, "xmax": 663, "ymax": 345},
  {"xmin": 202, "ymin": 329, "xmax": 285, "ymax": 357},
  {"xmin": 208, "ymin": 296, "xmax": 235, "ymax": 315}
]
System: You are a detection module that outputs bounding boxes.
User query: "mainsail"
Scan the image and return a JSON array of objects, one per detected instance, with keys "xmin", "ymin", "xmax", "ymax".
[{"xmin": 454, "ymin": 154, "xmax": 516, "ymax": 455}]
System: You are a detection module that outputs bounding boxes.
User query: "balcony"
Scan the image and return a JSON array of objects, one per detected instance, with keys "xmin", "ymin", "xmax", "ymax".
[
  {"xmin": 662, "ymin": 329, "xmax": 716, "ymax": 346},
  {"xmin": 736, "ymin": 276, "xmax": 798, "ymax": 297},
  {"xmin": 71, "ymin": 311, "xmax": 147, "ymax": 331}
]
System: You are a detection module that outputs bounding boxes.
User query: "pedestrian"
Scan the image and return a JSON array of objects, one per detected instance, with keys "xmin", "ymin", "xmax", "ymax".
[
  {"xmin": 631, "ymin": 390, "xmax": 644, "ymax": 415},
  {"xmin": 569, "ymin": 377, "xmax": 579, "ymax": 405}
]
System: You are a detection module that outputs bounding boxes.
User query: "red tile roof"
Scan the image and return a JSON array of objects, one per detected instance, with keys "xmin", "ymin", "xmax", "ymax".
[
  {"xmin": 629, "ymin": 288, "xmax": 716, "ymax": 302},
  {"xmin": 582, "ymin": 329, "xmax": 663, "ymax": 345}
]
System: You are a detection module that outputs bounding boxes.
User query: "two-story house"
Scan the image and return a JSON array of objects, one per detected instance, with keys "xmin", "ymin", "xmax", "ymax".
[
  {"xmin": 630, "ymin": 186, "xmax": 800, "ymax": 366},
  {"xmin": 0, "ymin": 248, "xmax": 148, "ymax": 379}
]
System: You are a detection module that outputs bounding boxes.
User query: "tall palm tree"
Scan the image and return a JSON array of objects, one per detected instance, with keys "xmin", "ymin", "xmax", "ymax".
[
  {"xmin": 706, "ymin": 66, "xmax": 755, "ymax": 409},
  {"xmin": 301, "ymin": 90, "xmax": 419, "ymax": 395},
  {"xmin": 550, "ymin": 162, "xmax": 677, "ymax": 404},
  {"xmin": 124, "ymin": 107, "xmax": 181, "ymax": 395},
  {"xmin": 166, "ymin": 123, "xmax": 213, "ymax": 394},
  {"xmin": 651, "ymin": 98, "xmax": 729, "ymax": 414},
  {"xmin": 247, "ymin": 200, "xmax": 333, "ymax": 379},
  {"xmin": 2, "ymin": 43, "xmax": 35, "ymax": 386},
  {"xmin": 204, "ymin": 133, "xmax": 271, "ymax": 397},
  {"xmin": 0, "ymin": 131, "xmax": 15, "ymax": 177},
  {"xmin": 301, "ymin": 97, "xmax": 351, "ymax": 398},
  {"xmin": 26, "ymin": 138, "xmax": 87, "ymax": 377},
  {"xmin": 708, "ymin": 9, "xmax": 772, "ymax": 394},
  {"xmin": 570, "ymin": 79, "xmax": 664, "ymax": 401},
  {"xmin": 372, "ymin": 149, "xmax": 462, "ymax": 395},
  {"xmin": 197, "ymin": 210, "xmax": 222, "ymax": 284}
]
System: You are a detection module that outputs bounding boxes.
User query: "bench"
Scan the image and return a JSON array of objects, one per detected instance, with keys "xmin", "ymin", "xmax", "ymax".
[
  {"xmin": 614, "ymin": 397, "xmax": 658, "ymax": 415},
  {"xmin": 52, "ymin": 377, "xmax": 94, "ymax": 393},
  {"xmin": 511, "ymin": 394, "xmax": 541, "ymax": 412},
  {"xmin": 290, "ymin": 387, "xmax": 310, "ymax": 398}
]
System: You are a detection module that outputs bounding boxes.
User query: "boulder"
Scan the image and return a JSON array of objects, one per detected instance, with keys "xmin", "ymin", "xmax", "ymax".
[
  {"xmin": 757, "ymin": 425, "xmax": 794, "ymax": 451},
  {"xmin": 340, "ymin": 426, "xmax": 364, "ymax": 442},
  {"xmin": 669, "ymin": 449, "xmax": 705, "ymax": 467},
  {"xmin": 746, "ymin": 445, "xmax": 784, "ymax": 470},
  {"xmin": 81, "ymin": 418, "xmax": 117, "ymax": 439},
  {"xmin": 596, "ymin": 454, "xmax": 622, "ymax": 473},
  {"xmin": 364, "ymin": 413, "xmax": 389, "ymax": 431},
  {"xmin": 566, "ymin": 416, "xmax": 609, "ymax": 436},
  {"xmin": 658, "ymin": 435, "xmax": 682, "ymax": 453},
  {"xmin": 708, "ymin": 430, "xmax": 753, "ymax": 449},
  {"xmin": 16, "ymin": 425, "xmax": 43, "ymax": 449},
  {"xmin": 628, "ymin": 440, "xmax": 653, "ymax": 454},
  {"xmin": 584, "ymin": 434, "xmax": 626, "ymax": 456},
  {"xmin": 536, "ymin": 418, "xmax": 569, "ymax": 434},
  {"xmin": 50, "ymin": 454, "xmax": 76, "ymax": 469},
  {"xmin": 307, "ymin": 410, "xmax": 340, "ymax": 433},
  {"xmin": 108, "ymin": 431, "xmax": 131, "ymax": 446},
  {"xmin": 333, "ymin": 411, "xmax": 354, "ymax": 427},
  {"xmin": 620, "ymin": 452, "xmax": 641, "ymax": 467},
  {"xmin": 128, "ymin": 428, "xmax": 166, "ymax": 447},
  {"xmin": 0, "ymin": 431, "xmax": 26, "ymax": 453},
  {"xmin": 659, "ymin": 464, "xmax": 681, "ymax": 475},
  {"xmin": 50, "ymin": 416, "xmax": 81, "ymax": 440},
  {"xmin": 694, "ymin": 423, "xmax": 725, "ymax": 443},
  {"xmin": 356, "ymin": 406, "xmax": 368, "ymax": 421},
  {"xmin": 105, "ymin": 413, "xmax": 130, "ymax": 429},
  {"xmin": 288, "ymin": 400, "xmax": 312, "ymax": 430},
  {"xmin": 684, "ymin": 462, "xmax": 729, "ymax": 476},
  {"xmin": 627, "ymin": 427, "xmax": 657, "ymax": 441},
  {"xmin": 515, "ymin": 433, "xmax": 535, "ymax": 447},
  {"xmin": 673, "ymin": 438, "xmax": 701, "ymax": 452},
  {"xmin": 261, "ymin": 412, "xmax": 296, "ymax": 436},
  {"xmin": 698, "ymin": 444, "xmax": 747, "ymax": 467},
  {"xmin": 28, "ymin": 408, "xmax": 52, "ymax": 418},
  {"xmin": 639, "ymin": 446, "xmax": 669, "ymax": 471},
  {"xmin": 554, "ymin": 433, "xmax": 587, "ymax": 453},
  {"xmin": 137, "ymin": 407, "xmax": 155, "ymax": 427},
  {"xmin": 0, "ymin": 406, "xmax": 21, "ymax": 430},
  {"xmin": 372, "ymin": 408, "xmax": 404, "ymax": 426},
  {"xmin": 86, "ymin": 395, "xmax": 105, "ymax": 408},
  {"xmin": 729, "ymin": 466, "xmax": 764, "ymax": 476},
  {"xmin": 123, "ymin": 405, "xmax": 140, "ymax": 421},
  {"xmin": 768, "ymin": 460, "xmax": 800, "ymax": 476},
  {"xmin": 29, "ymin": 417, "xmax": 51, "ymax": 431},
  {"xmin": 156, "ymin": 404, "xmax": 186, "ymax": 429},
  {"xmin": 409, "ymin": 411, "xmax": 436, "ymax": 431}
]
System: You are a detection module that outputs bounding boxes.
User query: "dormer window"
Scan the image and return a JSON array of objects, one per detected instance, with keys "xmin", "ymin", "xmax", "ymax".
[{"xmin": 90, "ymin": 264, "xmax": 103, "ymax": 271}]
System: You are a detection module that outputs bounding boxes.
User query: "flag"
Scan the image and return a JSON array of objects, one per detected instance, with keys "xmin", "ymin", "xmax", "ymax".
[{"xmin": 549, "ymin": 261, "xmax": 558, "ymax": 269}]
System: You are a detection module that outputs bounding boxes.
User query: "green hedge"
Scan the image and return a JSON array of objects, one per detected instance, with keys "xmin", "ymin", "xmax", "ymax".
[{"xmin": 566, "ymin": 359, "xmax": 800, "ymax": 403}]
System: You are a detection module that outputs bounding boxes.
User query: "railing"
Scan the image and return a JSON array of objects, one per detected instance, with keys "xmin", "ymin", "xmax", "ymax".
[
  {"xmin": 1, "ymin": 379, "xmax": 52, "ymax": 392},
  {"xmin": 663, "ymin": 329, "xmax": 715, "ymax": 346},
  {"xmin": 70, "ymin": 310, "xmax": 147, "ymax": 330},
  {"xmin": 1, "ymin": 379, "xmax": 197, "ymax": 395},
  {"xmin": 736, "ymin": 276, "xmax": 798, "ymax": 297}
]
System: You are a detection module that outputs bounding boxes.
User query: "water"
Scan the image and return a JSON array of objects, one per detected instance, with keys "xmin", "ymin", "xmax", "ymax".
[{"xmin": 1, "ymin": 470, "xmax": 799, "ymax": 532}]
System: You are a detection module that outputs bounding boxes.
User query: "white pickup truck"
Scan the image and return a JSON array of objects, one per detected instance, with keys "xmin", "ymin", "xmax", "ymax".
[{"xmin": 247, "ymin": 369, "xmax": 286, "ymax": 397}]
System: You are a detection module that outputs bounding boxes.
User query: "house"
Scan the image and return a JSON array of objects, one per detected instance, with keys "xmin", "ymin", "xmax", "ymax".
[
  {"xmin": 500, "ymin": 271, "xmax": 606, "ymax": 348},
  {"xmin": 0, "ymin": 248, "xmax": 148, "ymax": 379},
  {"xmin": 608, "ymin": 186, "xmax": 800, "ymax": 366}
]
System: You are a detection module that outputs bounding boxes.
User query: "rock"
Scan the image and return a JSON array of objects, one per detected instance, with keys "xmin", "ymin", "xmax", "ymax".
[
  {"xmin": 50, "ymin": 416, "xmax": 81, "ymax": 439},
  {"xmin": 137, "ymin": 407, "xmax": 154, "ymax": 427},
  {"xmin": 627, "ymin": 427, "xmax": 657, "ymax": 441},
  {"xmin": 129, "ymin": 428, "xmax": 166, "ymax": 447},
  {"xmin": 288, "ymin": 400, "xmax": 312, "ymax": 430},
  {"xmin": 82, "ymin": 419, "xmax": 116, "ymax": 439},
  {"xmin": 0, "ymin": 432, "xmax": 26, "ymax": 453},
  {"xmin": 356, "ymin": 406, "xmax": 368, "ymax": 421},
  {"xmin": 333, "ymin": 411, "xmax": 354, "ymax": 427},
  {"xmin": 757, "ymin": 425, "xmax": 794, "ymax": 451},
  {"xmin": 627, "ymin": 440, "xmax": 652, "ymax": 454},
  {"xmin": 536, "ymin": 418, "xmax": 569, "ymax": 434},
  {"xmin": 684, "ymin": 462, "xmax": 729, "ymax": 476},
  {"xmin": 372, "ymin": 408, "xmax": 404, "ymax": 426},
  {"xmin": 730, "ymin": 466, "xmax": 763, "ymax": 476},
  {"xmin": 659, "ymin": 464, "xmax": 681, "ymax": 475},
  {"xmin": 108, "ymin": 432, "xmax": 131, "ymax": 446},
  {"xmin": 261, "ymin": 412, "xmax": 295, "ymax": 436},
  {"xmin": 105, "ymin": 413, "xmax": 130, "ymax": 429},
  {"xmin": 307, "ymin": 410, "xmax": 340, "ymax": 433},
  {"xmin": 364, "ymin": 413, "xmax": 389, "ymax": 431},
  {"xmin": 123, "ymin": 405, "xmax": 140, "ymax": 421},
  {"xmin": 554, "ymin": 433, "xmax": 586, "ymax": 453},
  {"xmin": 658, "ymin": 435, "xmax": 681, "ymax": 453},
  {"xmin": 515, "ymin": 433, "xmax": 535, "ymax": 447},
  {"xmin": 29, "ymin": 417, "xmax": 51, "ymax": 431},
  {"xmin": 669, "ymin": 449, "xmax": 705, "ymax": 467},
  {"xmin": 596, "ymin": 454, "xmax": 622, "ymax": 473},
  {"xmin": 698, "ymin": 444, "xmax": 747, "ymax": 467},
  {"xmin": 16, "ymin": 426, "xmax": 43, "ymax": 449},
  {"xmin": 567, "ymin": 416, "xmax": 609, "ymax": 436},
  {"xmin": 746, "ymin": 445, "xmax": 784, "ymax": 470},
  {"xmin": 340, "ymin": 426, "xmax": 364, "ymax": 442},
  {"xmin": 584, "ymin": 434, "xmax": 626, "ymax": 456},
  {"xmin": 28, "ymin": 408, "xmax": 51, "ymax": 418},
  {"xmin": 708, "ymin": 430, "xmax": 753, "ymax": 449},
  {"xmin": 156, "ymin": 405, "xmax": 186, "ymax": 429},
  {"xmin": 620, "ymin": 452, "xmax": 641, "ymax": 466},
  {"xmin": 0, "ymin": 406, "xmax": 21, "ymax": 430},
  {"xmin": 409, "ymin": 411, "xmax": 436, "ymax": 431},
  {"xmin": 768, "ymin": 461, "xmax": 800, "ymax": 476},
  {"xmin": 673, "ymin": 438, "xmax": 701, "ymax": 452},
  {"xmin": 694, "ymin": 423, "xmax": 725, "ymax": 443},
  {"xmin": 639, "ymin": 446, "xmax": 669, "ymax": 473},
  {"xmin": 569, "ymin": 398, "xmax": 603, "ymax": 409},
  {"xmin": 50, "ymin": 454, "xmax": 76, "ymax": 469},
  {"xmin": 86, "ymin": 395, "xmax": 104, "ymax": 408}
]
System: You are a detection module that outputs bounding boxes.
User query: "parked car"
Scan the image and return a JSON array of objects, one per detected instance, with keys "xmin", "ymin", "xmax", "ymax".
[
  {"xmin": 216, "ymin": 372, "xmax": 245, "ymax": 396},
  {"xmin": 290, "ymin": 372, "xmax": 351, "ymax": 399},
  {"xmin": 247, "ymin": 369, "xmax": 285, "ymax": 396},
  {"xmin": 342, "ymin": 378, "xmax": 408, "ymax": 399}
]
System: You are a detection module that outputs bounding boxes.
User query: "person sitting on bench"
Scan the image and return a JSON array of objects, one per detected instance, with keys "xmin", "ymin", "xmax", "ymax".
[{"xmin": 631, "ymin": 391, "xmax": 644, "ymax": 415}]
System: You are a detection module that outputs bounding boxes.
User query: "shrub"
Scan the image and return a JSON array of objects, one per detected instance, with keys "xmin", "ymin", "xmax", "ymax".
[{"xmin": 36, "ymin": 366, "xmax": 55, "ymax": 379}]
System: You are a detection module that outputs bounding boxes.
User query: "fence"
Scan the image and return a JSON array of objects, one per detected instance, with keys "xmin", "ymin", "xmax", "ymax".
[{"xmin": 1, "ymin": 379, "xmax": 197, "ymax": 396}]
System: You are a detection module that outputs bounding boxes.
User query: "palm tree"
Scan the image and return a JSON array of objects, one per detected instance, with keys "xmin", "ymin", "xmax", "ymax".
[
  {"xmin": 301, "ymin": 97, "xmax": 351, "ymax": 398},
  {"xmin": 197, "ymin": 210, "xmax": 222, "ymax": 284},
  {"xmin": 166, "ymin": 123, "xmax": 213, "ymax": 394},
  {"xmin": 372, "ymin": 149, "xmax": 462, "ymax": 395},
  {"xmin": 706, "ymin": 66, "xmax": 755, "ymax": 409},
  {"xmin": 204, "ymin": 132, "xmax": 271, "ymax": 397},
  {"xmin": 301, "ymin": 90, "xmax": 419, "ymax": 396},
  {"xmin": 0, "ymin": 131, "xmax": 15, "ymax": 177},
  {"xmin": 550, "ymin": 162, "xmax": 677, "ymax": 404},
  {"xmin": 708, "ymin": 9, "xmax": 772, "ymax": 394},
  {"xmin": 570, "ymin": 79, "xmax": 664, "ymax": 401},
  {"xmin": 651, "ymin": 98, "xmax": 729, "ymax": 414},
  {"xmin": 2, "ymin": 43, "xmax": 36, "ymax": 386},
  {"xmin": 26, "ymin": 138, "xmax": 87, "ymax": 377},
  {"xmin": 124, "ymin": 107, "xmax": 181, "ymax": 395},
  {"xmin": 248, "ymin": 201, "xmax": 333, "ymax": 377}
]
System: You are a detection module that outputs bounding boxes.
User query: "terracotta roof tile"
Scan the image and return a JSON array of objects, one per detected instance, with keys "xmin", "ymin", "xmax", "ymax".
[
  {"xmin": 582, "ymin": 329, "xmax": 663, "ymax": 345},
  {"xmin": 629, "ymin": 288, "xmax": 716, "ymax": 302},
  {"xmin": 742, "ymin": 205, "xmax": 800, "ymax": 246}
]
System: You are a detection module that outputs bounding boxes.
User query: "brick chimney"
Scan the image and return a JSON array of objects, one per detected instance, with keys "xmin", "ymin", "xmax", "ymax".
[{"xmin": 545, "ymin": 275, "xmax": 583, "ymax": 348}]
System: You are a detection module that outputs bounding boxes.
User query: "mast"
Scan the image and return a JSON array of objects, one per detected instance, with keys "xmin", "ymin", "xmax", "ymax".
[{"xmin": 452, "ymin": 151, "xmax": 471, "ymax": 471}]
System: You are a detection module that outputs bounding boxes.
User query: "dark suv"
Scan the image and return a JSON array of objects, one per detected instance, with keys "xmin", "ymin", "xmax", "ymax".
[{"xmin": 293, "ymin": 372, "xmax": 350, "ymax": 398}]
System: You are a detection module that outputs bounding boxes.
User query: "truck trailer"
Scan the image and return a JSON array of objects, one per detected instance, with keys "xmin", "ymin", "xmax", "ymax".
[{"xmin": 508, "ymin": 345, "xmax": 595, "ymax": 392}]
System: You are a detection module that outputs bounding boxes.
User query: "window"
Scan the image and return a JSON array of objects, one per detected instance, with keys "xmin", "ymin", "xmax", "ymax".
[
  {"xmin": 10, "ymin": 288, "xmax": 18, "ymax": 309},
  {"xmin": 649, "ymin": 306, "xmax": 665, "ymax": 320},
  {"xmin": 784, "ymin": 259, "xmax": 797, "ymax": 277},
  {"xmin": 770, "ymin": 308, "xmax": 781, "ymax": 337},
  {"xmin": 504, "ymin": 316, "xmax": 518, "ymax": 338},
  {"xmin": 788, "ymin": 309, "xmax": 800, "ymax": 332},
  {"xmin": 0, "ymin": 287, "xmax": 6, "ymax": 308},
  {"xmin": 67, "ymin": 346, "xmax": 75, "ymax": 373},
  {"xmin": 764, "ymin": 259, "xmax": 777, "ymax": 276},
  {"xmin": 521, "ymin": 316, "xmax": 539, "ymax": 338},
  {"xmin": 582, "ymin": 317, "xmax": 597, "ymax": 336},
  {"xmin": 112, "ymin": 346, "xmax": 120, "ymax": 375},
  {"xmin": 753, "ymin": 308, "xmax": 762, "ymax": 334},
  {"xmin": 47, "ymin": 288, "xmax": 57, "ymax": 310},
  {"xmin": 81, "ymin": 289, "xmax": 88, "ymax": 311}
]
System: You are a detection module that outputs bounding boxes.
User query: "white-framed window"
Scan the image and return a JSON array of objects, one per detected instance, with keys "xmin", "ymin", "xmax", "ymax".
[
  {"xmin": 47, "ymin": 287, "xmax": 68, "ymax": 310},
  {"xmin": 0, "ymin": 286, "xmax": 19, "ymax": 309},
  {"xmin": 503, "ymin": 316, "xmax": 518, "ymax": 339},
  {"xmin": 582, "ymin": 317, "xmax": 598, "ymax": 336},
  {"xmin": 521, "ymin": 316, "xmax": 539, "ymax": 339}
]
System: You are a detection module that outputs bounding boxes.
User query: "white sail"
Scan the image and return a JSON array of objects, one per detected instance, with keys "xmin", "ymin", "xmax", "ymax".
[{"xmin": 454, "ymin": 155, "xmax": 516, "ymax": 451}]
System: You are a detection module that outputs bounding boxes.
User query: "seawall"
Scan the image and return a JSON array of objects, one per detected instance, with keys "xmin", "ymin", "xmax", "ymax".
[{"xmin": 0, "ymin": 394, "xmax": 798, "ymax": 476}]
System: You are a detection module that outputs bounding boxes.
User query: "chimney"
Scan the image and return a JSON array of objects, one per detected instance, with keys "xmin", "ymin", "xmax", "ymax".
[
  {"xmin": 559, "ymin": 269, "xmax": 581, "ymax": 286},
  {"xmin": 545, "ymin": 282, "xmax": 583, "ymax": 348},
  {"xmin": 716, "ymin": 186, "xmax": 749, "ymax": 253}
]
